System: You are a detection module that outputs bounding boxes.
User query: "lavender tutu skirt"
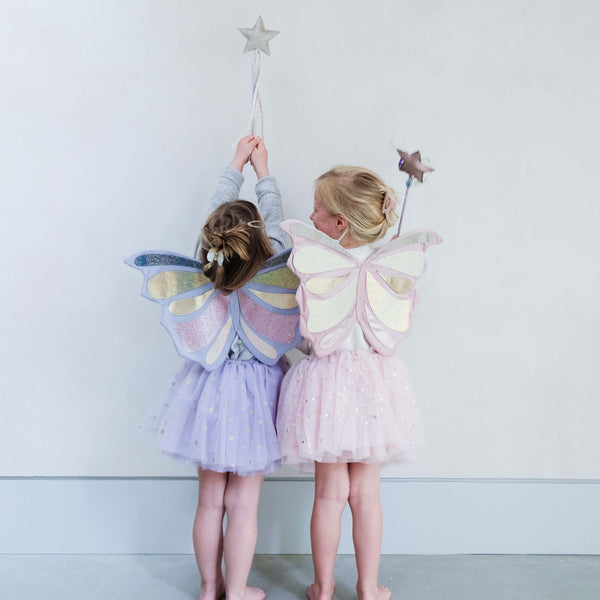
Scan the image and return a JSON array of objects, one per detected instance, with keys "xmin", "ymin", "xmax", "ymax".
[
  {"xmin": 276, "ymin": 349, "xmax": 424, "ymax": 473},
  {"xmin": 141, "ymin": 359, "xmax": 284, "ymax": 475}
]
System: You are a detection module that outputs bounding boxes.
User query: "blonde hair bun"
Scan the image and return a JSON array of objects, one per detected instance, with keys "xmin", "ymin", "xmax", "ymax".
[{"xmin": 315, "ymin": 166, "xmax": 399, "ymax": 244}]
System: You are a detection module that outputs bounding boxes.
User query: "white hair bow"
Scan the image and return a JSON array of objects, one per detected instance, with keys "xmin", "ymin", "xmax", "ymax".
[{"xmin": 207, "ymin": 249, "xmax": 224, "ymax": 266}]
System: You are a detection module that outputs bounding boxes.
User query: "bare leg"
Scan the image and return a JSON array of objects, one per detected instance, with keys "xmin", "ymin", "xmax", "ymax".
[
  {"xmin": 193, "ymin": 468, "xmax": 227, "ymax": 600},
  {"xmin": 308, "ymin": 462, "xmax": 350, "ymax": 600},
  {"xmin": 223, "ymin": 473, "xmax": 266, "ymax": 600},
  {"xmin": 348, "ymin": 463, "xmax": 391, "ymax": 600}
]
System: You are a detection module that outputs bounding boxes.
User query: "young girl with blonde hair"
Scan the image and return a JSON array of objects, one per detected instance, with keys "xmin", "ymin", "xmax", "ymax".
[{"xmin": 278, "ymin": 164, "xmax": 440, "ymax": 600}]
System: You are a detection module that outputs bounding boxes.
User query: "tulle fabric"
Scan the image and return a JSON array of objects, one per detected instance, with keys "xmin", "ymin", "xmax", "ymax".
[
  {"xmin": 141, "ymin": 359, "xmax": 284, "ymax": 475},
  {"xmin": 276, "ymin": 349, "xmax": 424, "ymax": 473}
]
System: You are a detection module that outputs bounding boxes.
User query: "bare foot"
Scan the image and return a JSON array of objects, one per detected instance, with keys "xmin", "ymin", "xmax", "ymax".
[
  {"xmin": 227, "ymin": 585, "xmax": 265, "ymax": 600},
  {"xmin": 356, "ymin": 583, "xmax": 392, "ymax": 600},
  {"xmin": 243, "ymin": 586, "xmax": 266, "ymax": 600},
  {"xmin": 306, "ymin": 582, "xmax": 335, "ymax": 600},
  {"xmin": 200, "ymin": 577, "xmax": 225, "ymax": 600}
]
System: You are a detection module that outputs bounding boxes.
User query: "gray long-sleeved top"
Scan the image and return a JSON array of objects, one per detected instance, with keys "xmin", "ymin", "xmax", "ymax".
[
  {"xmin": 194, "ymin": 165, "xmax": 288, "ymax": 258},
  {"xmin": 195, "ymin": 166, "xmax": 289, "ymax": 360}
]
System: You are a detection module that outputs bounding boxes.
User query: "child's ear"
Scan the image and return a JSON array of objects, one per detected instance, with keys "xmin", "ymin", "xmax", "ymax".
[{"xmin": 336, "ymin": 215, "xmax": 348, "ymax": 233}]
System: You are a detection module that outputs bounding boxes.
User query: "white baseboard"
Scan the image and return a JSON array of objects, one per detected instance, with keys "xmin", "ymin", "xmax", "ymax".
[{"xmin": 1, "ymin": 478, "xmax": 598, "ymax": 554}]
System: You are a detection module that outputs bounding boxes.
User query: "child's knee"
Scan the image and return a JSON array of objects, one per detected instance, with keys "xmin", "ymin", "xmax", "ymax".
[
  {"xmin": 347, "ymin": 463, "xmax": 381, "ymax": 508},
  {"xmin": 198, "ymin": 485, "xmax": 226, "ymax": 510},
  {"xmin": 348, "ymin": 482, "xmax": 379, "ymax": 509},
  {"xmin": 315, "ymin": 479, "xmax": 350, "ymax": 505},
  {"xmin": 223, "ymin": 480, "xmax": 261, "ymax": 514}
]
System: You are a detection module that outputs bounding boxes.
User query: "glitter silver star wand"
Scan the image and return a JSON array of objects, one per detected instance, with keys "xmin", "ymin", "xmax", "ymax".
[{"xmin": 238, "ymin": 16, "xmax": 279, "ymax": 138}]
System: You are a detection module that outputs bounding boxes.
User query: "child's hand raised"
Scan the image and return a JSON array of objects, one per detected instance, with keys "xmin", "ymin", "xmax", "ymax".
[
  {"xmin": 231, "ymin": 135, "xmax": 259, "ymax": 172},
  {"xmin": 250, "ymin": 138, "xmax": 269, "ymax": 179}
]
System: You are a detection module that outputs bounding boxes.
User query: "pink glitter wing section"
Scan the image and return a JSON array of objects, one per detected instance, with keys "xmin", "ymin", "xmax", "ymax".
[
  {"xmin": 174, "ymin": 295, "xmax": 229, "ymax": 352},
  {"xmin": 238, "ymin": 290, "xmax": 298, "ymax": 344}
]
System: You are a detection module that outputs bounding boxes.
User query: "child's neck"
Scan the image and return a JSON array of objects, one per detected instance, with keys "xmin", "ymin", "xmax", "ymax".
[
  {"xmin": 341, "ymin": 237, "xmax": 363, "ymax": 249},
  {"xmin": 335, "ymin": 227, "xmax": 362, "ymax": 249}
]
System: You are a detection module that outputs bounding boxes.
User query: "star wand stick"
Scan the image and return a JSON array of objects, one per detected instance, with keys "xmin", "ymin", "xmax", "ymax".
[{"xmin": 239, "ymin": 16, "xmax": 279, "ymax": 138}]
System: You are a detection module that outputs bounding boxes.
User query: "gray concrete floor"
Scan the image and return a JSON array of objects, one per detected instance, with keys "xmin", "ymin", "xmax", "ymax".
[{"xmin": 1, "ymin": 554, "xmax": 599, "ymax": 600}]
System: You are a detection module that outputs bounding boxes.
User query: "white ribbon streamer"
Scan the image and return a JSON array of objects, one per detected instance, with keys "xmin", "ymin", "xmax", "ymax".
[{"xmin": 249, "ymin": 50, "xmax": 263, "ymax": 138}]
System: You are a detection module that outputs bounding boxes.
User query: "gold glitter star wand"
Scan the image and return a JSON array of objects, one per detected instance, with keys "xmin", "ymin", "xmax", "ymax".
[{"xmin": 238, "ymin": 16, "xmax": 279, "ymax": 138}]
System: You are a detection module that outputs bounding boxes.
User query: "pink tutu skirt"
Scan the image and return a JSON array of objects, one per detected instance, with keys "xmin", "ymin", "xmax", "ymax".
[{"xmin": 276, "ymin": 349, "xmax": 424, "ymax": 472}]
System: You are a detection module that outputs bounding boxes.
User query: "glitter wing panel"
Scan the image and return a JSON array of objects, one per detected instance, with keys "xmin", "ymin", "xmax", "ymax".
[
  {"xmin": 235, "ymin": 248, "xmax": 302, "ymax": 365},
  {"xmin": 358, "ymin": 230, "xmax": 442, "ymax": 354},
  {"xmin": 172, "ymin": 296, "xmax": 236, "ymax": 369},
  {"xmin": 125, "ymin": 250, "xmax": 235, "ymax": 370},
  {"xmin": 126, "ymin": 252, "xmax": 211, "ymax": 300}
]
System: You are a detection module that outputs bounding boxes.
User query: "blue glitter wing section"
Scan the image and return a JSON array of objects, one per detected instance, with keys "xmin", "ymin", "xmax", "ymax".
[{"xmin": 133, "ymin": 252, "xmax": 201, "ymax": 269}]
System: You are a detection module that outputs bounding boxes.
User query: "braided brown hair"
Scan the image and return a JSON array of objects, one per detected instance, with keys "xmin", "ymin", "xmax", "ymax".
[{"xmin": 199, "ymin": 200, "xmax": 274, "ymax": 294}]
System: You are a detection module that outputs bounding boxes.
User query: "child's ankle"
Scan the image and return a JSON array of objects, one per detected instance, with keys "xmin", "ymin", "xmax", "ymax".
[{"xmin": 307, "ymin": 581, "xmax": 335, "ymax": 600}]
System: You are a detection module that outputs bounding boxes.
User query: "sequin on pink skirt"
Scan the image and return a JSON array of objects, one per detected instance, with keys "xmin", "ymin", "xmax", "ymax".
[{"xmin": 276, "ymin": 349, "xmax": 424, "ymax": 473}]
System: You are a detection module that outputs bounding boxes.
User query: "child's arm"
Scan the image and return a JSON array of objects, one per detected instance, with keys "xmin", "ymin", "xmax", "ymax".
[
  {"xmin": 195, "ymin": 137, "xmax": 259, "ymax": 257},
  {"xmin": 210, "ymin": 136, "xmax": 259, "ymax": 210},
  {"xmin": 251, "ymin": 139, "xmax": 289, "ymax": 253}
]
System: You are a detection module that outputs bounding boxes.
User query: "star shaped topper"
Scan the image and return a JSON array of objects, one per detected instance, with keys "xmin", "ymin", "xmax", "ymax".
[
  {"xmin": 239, "ymin": 16, "xmax": 279, "ymax": 56},
  {"xmin": 396, "ymin": 149, "xmax": 434, "ymax": 183}
]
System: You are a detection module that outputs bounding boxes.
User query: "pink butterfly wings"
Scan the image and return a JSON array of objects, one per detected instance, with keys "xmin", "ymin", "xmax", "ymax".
[{"xmin": 281, "ymin": 221, "xmax": 441, "ymax": 356}]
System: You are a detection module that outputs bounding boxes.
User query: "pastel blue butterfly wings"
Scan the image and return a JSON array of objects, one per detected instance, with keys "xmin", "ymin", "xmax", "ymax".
[{"xmin": 125, "ymin": 249, "xmax": 301, "ymax": 370}]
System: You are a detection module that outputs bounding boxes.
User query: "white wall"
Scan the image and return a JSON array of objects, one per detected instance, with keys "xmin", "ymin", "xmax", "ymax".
[
  {"xmin": 3, "ymin": 478, "xmax": 599, "ymax": 554},
  {"xmin": 1, "ymin": 0, "xmax": 599, "ymax": 483}
]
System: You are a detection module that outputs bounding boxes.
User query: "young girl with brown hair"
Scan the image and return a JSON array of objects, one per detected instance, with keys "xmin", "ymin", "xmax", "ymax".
[{"xmin": 131, "ymin": 136, "xmax": 297, "ymax": 600}]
